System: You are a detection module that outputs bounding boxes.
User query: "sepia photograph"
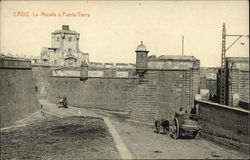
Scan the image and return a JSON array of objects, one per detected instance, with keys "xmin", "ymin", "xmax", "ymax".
[{"xmin": 0, "ymin": 0, "xmax": 249, "ymax": 159}]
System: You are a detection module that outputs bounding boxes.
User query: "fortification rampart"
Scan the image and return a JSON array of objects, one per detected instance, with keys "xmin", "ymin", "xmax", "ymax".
[
  {"xmin": 48, "ymin": 77, "xmax": 137, "ymax": 111},
  {"xmin": 130, "ymin": 68, "xmax": 200, "ymax": 123},
  {"xmin": 32, "ymin": 65, "xmax": 62, "ymax": 96},
  {"xmin": 0, "ymin": 59, "xmax": 40, "ymax": 127},
  {"xmin": 46, "ymin": 55, "xmax": 200, "ymax": 124},
  {"xmin": 196, "ymin": 99, "xmax": 249, "ymax": 152}
]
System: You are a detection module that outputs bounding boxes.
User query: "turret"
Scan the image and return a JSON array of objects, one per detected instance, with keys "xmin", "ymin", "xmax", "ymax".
[
  {"xmin": 135, "ymin": 41, "xmax": 149, "ymax": 76},
  {"xmin": 80, "ymin": 61, "xmax": 89, "ymax": 81}
]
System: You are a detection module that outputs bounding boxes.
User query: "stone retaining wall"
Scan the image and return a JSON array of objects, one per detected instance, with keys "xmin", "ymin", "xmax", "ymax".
[
  {"xmin": 196, "ymin": 99, "xmax": 249, "ymax": 152},
  {"xmin": 0, "ymin": 59, "xmax": 40, "ymax": 127}
]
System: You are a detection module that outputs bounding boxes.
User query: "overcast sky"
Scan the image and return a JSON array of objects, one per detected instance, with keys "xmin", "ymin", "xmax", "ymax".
[{"xmin": 1, "ymin": 1, "xmax": 249, "ymax": 67}]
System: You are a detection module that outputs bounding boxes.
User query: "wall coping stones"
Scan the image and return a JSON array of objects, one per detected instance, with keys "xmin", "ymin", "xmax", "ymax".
[
  {"xmin": 195, "ymin": 99, "xmax": 250, "ymax": 114},
  {"xmin": 32, "ymin": 64, "xmax": 64, "ymax": 67},
  {"xmin": 51, "ymin": 76, "xmax": 140, "ymax": 79},
  {"xmin": 147, "ymin": 68, "xmax": 191, "ymax": 71},
  {"xmin": 0, "ymin": 58, "xmax": 31, "ymax": 69},
  {"xmin": 226, "ymin": 57, "xmax": 249, "ymax": 62}
]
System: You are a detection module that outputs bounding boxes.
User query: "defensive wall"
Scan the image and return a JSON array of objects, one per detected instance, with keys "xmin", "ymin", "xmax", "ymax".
[
  {"xmin": 195, "ymin": 99, "xmax": 250, "ymax": 153},
  {"xmin": 47, "ymin": 55, "xmax": 200, "ymax": 124},
  {"xmin": 48, "ymin": 77, "xmax": 137, "ymax": 111},
  {"xmin": 130, "ymin": 55, "xmax": 200, "ymax": 123},
  {"xmin": 32, "ymin": 62, "xmax": 136, "ymax": 96},
  {"xmin": 0, "ymin": 58, "xmax": 40, "ymax": 127},
  {"xmin": 239, "ymin": 99, "xmax": 250, "ymax": 111},
  {"xmin": 32, "ymin": 64, "xmax": 62, "ymax": 96}
]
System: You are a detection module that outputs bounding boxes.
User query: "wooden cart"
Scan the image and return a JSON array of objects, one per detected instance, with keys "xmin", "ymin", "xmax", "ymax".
[
  {"xmin": 172, "ymin": 113, "xmax": 201, "ymax": 139},
  {"xmin": 57, "ymin": 97, "xmax": 68, "ymax": 108}
]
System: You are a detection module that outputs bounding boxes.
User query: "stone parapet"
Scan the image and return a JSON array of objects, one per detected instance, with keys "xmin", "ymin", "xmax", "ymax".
[
  {"xmin": 195, "ymin": 99, "xmax": 249, "ymax": 153},
  {"xmin": 0, "ymin": 58, "xmax": 31, "ymax": 69}
]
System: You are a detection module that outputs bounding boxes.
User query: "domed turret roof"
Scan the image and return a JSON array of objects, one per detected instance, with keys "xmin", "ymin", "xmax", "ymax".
[{"xmin": 136, "ymin": 41, "xmax": 148, "ymax": 52}]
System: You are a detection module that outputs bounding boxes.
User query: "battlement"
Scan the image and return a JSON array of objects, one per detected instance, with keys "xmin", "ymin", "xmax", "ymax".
[
  {"xmin": 89, "ymin": 62, "xmax": 136, "ymax": 69},
  {"xmin": 0, "ymin": 58, "xmax": 31, "ymax": 69}
]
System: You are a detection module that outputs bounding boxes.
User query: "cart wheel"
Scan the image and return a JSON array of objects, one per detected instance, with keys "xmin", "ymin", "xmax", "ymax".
[{"xmin": 172, "ymin": 117, "xmax": 179, "ymax": 139}]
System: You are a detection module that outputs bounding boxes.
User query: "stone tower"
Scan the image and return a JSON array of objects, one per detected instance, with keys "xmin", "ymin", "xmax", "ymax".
[
  {"xmin": 51, "ymin": 25, "xmax": 80, "ymax": 54},
  {"xmin": 135, "ymin": 41, "xmax": 149, "ymax": 75},
  {"xmin": 40, "ymin": 25, "xmax": 89, "ymax": 67}
]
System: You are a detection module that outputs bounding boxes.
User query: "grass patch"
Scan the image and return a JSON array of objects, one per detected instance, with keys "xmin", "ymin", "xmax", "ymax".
[{"xmin": 1, "ymin": 116, "xmax": 120, "ymax": 159}]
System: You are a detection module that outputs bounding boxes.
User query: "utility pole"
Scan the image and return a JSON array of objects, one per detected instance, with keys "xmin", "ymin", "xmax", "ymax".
[
  {"xmin": 182, "ymin": 35, "xmax": 184, "ymax": 56},
  {"xmin": 219, "ymin": 23, "xmax": 249, "ymax": 105},
  {"xmin": 220, "ymin": 23, "xmax": 227, "ymax": 105}
]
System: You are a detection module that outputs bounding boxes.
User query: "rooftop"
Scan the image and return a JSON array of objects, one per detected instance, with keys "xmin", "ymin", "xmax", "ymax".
[
  {"xmin": 52, "ymin": 25, "xmax": 79, "ymax": 35},
  {"xmin": 156, "ymin": 55, "xmax": 198, "ymax": 61},
  {"xmin": 136, "ymin": 41, "xmax": 148, "ymax": 52},
  {"xmin": 226, "ymin": 57, "xmax": 249, "ymax": 62}
]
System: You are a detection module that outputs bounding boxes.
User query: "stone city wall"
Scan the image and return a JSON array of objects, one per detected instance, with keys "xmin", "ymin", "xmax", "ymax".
[
  {"xmin": 52, "ymin": 69, "xmax": 81, "ymax": 77},
  {"xmin": 130, "ymin": 57, "xmax": 200, "ymax": 124},
  {"xmin": 48, "ymin": 77, "xmax": 137, "ymax": 111},
  {"xmin": 196, "ymin": 99, "xmax": 249, "ymax": 152},
  {"xmin": 32, "ymin": 65, "xmax": 61, "ymax": 96},
  {"xmin": 47, "ymin": 67, "xmax": 200, "ymax": 124},
  {"xmin": 130, "ymin": 69, "xmax": 200, "ymax": 123},
  {"xmin": 32, "ymin": 65, "xmax": 136, "ymax": 97},
  {"xmin": 0, "ymin": 59, "xmax": 40, "ymax": 127},
  {"xmin": 47, "ymin": 57, "xmax": 200, "ymax": 124}
]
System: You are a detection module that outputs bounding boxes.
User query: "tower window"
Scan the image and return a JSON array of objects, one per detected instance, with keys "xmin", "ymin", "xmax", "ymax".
[
  {"xmin": 57, "ymin": 37, "xmax": 60, "ymax": 42},
  {"xmin": 69, "ymin": 37, "xmax": 72, "ymax": 41}
]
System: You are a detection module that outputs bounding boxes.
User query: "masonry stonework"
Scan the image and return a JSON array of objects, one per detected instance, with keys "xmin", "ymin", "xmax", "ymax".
[
  {"xmin": 40, "ymin": 25, "xmax": 89, "ymax": 67},
  {"xmin": 32, "ymin": 65, "xmax": 61, "ymax": 96},
  {"xmin": 196, "ymin": 99, "xmax": 249, "ymax": 152},
  {"xmin": 48, "ymin": 77, "xmax": 137, "ymax": 111},
  {"xmin": 226, "ymin": 57, "xmax": 249, "ymax": 106},
  {"xmin": 44, "ymin": 41, "xmax": 200, "ymax": 124},
  {"xmin": 0, "ymin": 59, "xmax": 40, "ymax": 127},
  {"xmin": 130, "ymin": 68, "xmax": 200, "ymax": 123}
]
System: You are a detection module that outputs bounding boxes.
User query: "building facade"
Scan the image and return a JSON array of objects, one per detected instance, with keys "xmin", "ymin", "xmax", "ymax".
[
  {"xmin": 225, "ymin": 57, "xmax": 249, "ymax": 106},
  {"xmin": 40, "ymin": 25, "xmax": 89, "ymax": 67}
]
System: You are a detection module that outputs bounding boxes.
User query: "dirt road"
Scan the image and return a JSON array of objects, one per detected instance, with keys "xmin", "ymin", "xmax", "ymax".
[
  {"xmin": 39, "ymin": 99, "xmax": 249, "ymax": 159},
  {"xmin": 111, "ymin": 119, "xmax": 248, "ymax": 159},
  {"xmin": 93, "ymin": 110, "xmax": 249, "ymax": 159}
]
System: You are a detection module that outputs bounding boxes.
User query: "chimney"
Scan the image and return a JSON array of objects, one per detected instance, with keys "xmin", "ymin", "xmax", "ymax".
[{"xmin": 62, "ymin": 25, "xmax": 69, "ymax": 30}]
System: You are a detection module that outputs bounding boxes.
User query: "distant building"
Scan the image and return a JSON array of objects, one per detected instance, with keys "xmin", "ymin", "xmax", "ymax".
[
  {"xmin": 200, "ymin": 67, "xmax": 220, "ymax": 96},
  {"xmin": 40, "ymin": 25, "xmax": 89, "ymax": 67},
  {"xmin": 200, "ymin": 67, "xmax": 219, "ymax": 80},
  {"xmin": 218, "ymin": 57, "xmax": 249, "ymax": 106}
]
